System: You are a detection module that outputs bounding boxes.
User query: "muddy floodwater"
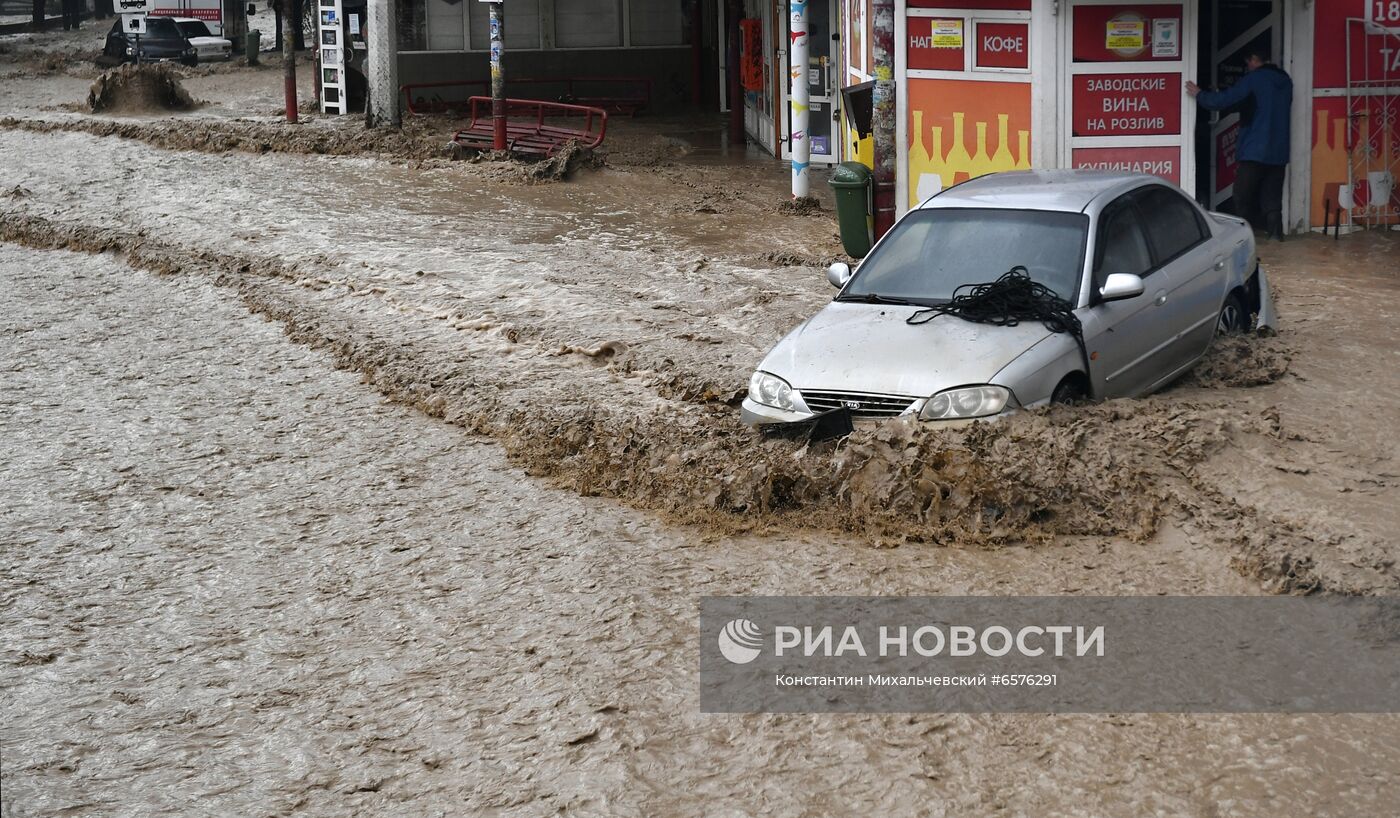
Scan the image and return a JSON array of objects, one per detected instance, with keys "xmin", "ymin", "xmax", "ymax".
[{"xmin": 4, "ymin": 27, "xmax": 1400, "ymax": 817}]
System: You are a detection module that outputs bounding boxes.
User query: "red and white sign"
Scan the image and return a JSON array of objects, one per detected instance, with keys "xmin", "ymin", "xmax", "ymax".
[
  {"xmin": 1072, "ymin": 147, "xmax": 1181, "ymax": 184},
  {"xmin": 908, "ymin": 16, "xmax": 965, "ymax": 71},
  {"xmin": 1366, "ymin": 0, "xmax": 1400, "ymax": 29},
  {"xmin": 1071, "ymin": 73, "xmax": 1181, "ymax": 136},
  {"xmin": 1072, "ymin": 4, "xmax": 1183, "ymax": 62},
  {"xmin": 1214, "ymin": 119, "xmax": 1240, "ymax": 194},
  {"xmin": 976, "ymin": 22, "xmax": 1029, "ymax": 70}
]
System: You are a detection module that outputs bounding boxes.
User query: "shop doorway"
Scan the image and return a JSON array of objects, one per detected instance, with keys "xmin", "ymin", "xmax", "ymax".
[
  {"xmin": 1060, "ymin": 0, "xmax": 1198, "ymax": 197},
  {"xmin": 782, "ymin": 0, "xmax": 841, "ymax": 164},
  {"xmin": 1196, "ymin": 0, "xmax": 1284, "ymax": 212}
]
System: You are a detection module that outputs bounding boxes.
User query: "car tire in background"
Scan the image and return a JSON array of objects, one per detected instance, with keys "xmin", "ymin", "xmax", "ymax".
[{"xmin": 1217, "ymin": 292, "xmax": 1251, "ymax": 335}]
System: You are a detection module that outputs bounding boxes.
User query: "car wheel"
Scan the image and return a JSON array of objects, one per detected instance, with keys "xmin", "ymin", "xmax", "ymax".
[
  {"xmin": 1051, "ymin": 377, "xmax": 1088, "ymax": 405},
  {"xmin": 1217, "ymin": 292, "xmax": 1251, "ymax": 335}
]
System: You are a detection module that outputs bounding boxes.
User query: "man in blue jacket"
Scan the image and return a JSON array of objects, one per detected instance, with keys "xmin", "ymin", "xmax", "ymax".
[{"xmin": 1188, "ymin": 48, "xmax": 1294, "ymax": 241}]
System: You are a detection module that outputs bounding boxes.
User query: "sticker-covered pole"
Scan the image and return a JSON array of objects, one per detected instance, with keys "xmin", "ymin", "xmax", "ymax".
[
  {"xmin": 489, "ymin": 1, "xmax": 506, "ymax": 151},
  {"xmin": 871, "ymin": 0, "xmax": 896, "ymax": 237},
  {"xmin": 788, "ymin": 0, "xmax": 810, "ymax": 198}
]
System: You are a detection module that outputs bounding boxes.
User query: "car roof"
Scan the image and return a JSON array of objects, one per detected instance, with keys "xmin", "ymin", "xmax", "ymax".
[{"xmin": 917, "ymin": 169, "xmax": 1164, "ymax": 214}]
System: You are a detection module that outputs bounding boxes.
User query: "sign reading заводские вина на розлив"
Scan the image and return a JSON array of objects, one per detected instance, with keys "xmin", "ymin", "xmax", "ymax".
[{"xmin": 700, "ymin": 597, "xmax": 1400, "ymax": 713}]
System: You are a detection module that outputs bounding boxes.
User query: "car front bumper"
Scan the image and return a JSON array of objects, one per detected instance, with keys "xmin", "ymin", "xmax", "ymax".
[{"xmin": 740, "ymin": 397, "xmax": 815, "ymax": 426}]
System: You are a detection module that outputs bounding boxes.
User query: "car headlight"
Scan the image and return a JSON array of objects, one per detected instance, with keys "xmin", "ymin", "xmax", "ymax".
[
  {"xmin": 125, "ymin": 45, "xmax": 135, "ymax": 55},
  {"xmin": 748, "ymin": 371, "xmax": 795, "ymax": 411},
  {"xmin": 920, "ymin": 385, "xmax": 1011, "ymax": 420}
]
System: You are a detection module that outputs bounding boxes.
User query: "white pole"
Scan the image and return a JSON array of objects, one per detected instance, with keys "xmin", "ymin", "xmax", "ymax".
[{"xmin": 789, "ymin": 0, "xmax": 810, "ymax": 198}]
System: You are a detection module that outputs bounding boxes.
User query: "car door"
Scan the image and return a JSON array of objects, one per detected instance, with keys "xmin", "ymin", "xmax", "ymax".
[
  {"xmin": 1080, "ymin": 192, "xmax": 1181, "ymax": 399},
  {"xmin": 1133, "ymin": 185, "xmax": 1222, "ymax": 374}
]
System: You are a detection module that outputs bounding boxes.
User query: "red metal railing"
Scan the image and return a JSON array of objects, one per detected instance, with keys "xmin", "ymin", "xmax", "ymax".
[
  {"xmin": 402, "ymin": 75, "xmax": 651, "ymax": 117},
  {"xmin": 451, "ymin": 96, "xmax": 608, "ymax": 156}
]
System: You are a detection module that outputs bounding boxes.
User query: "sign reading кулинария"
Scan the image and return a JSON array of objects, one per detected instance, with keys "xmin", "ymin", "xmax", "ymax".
[{"xmin": 700, "ymin": 597, "xmax": 1400, "ymax": 713}]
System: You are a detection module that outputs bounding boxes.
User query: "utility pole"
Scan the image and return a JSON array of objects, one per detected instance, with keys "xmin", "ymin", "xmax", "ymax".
[
  {"xmin": 871, "ymin": 0, "xmax": 896, "ymax": 238},
  {"xmin": 788, "ymin": 0, "xmax": 810, "ymax": 199},
  {"xmin": 488, "ymin": 0, "xmax": 505, "ymax": 150},
  {"xmin": 282, "ymin": 0, "xmax": 297, "ymax": 122}
]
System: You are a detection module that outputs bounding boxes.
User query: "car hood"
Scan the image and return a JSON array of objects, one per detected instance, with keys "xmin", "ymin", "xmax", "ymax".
[
  {"xmin": 759, "ymin": 301, "xmax": 1052, "ymax": 398},
  {"xmin": 187, "ymin": 36, "xmax": 230, "ymax": 46}
]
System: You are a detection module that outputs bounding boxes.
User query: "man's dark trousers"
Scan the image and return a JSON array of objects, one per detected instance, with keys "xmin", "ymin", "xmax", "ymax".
[
  {"xmin": 62, "ymin": 0, "xmax": 82, "ymax": 29},
  {"xmin": 1234, "ymin": 160, "xmax": 1286, "ymax": 239}
]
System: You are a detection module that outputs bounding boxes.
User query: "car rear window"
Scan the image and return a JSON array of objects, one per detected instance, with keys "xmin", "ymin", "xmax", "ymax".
[
  {"xmin": 1134, "ymin": 186, "xmax": 1207, "ymax": 263},
  {"xmin": 843, "ymin": 208, "xmax": 1089, "ymax": 304},
  {"xmin": 177, "ymin": 21, "xmax": 212, "ymax": 38}
]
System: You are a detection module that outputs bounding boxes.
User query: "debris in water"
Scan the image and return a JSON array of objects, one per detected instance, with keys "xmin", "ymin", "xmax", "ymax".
[
  {"xmin": 87, "ymin": 64, "xmax": 198, "ymax": 114},
  {"xmin": 778, "ymin": 196, "xmax": 824, "ymax": 216}
]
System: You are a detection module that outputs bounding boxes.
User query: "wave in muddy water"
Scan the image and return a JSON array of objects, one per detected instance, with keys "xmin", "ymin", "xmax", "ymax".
[
  {"xmin": 1178, "ymin": 333, "xmax": 1291, "ymax": 388},
  {"xmin": 2, "ymin": 209, "xmax": 1386, "ymax": 594},
  {"xmin": 0, "ymin": 115, "xmax": 599, "ymax": 181}
]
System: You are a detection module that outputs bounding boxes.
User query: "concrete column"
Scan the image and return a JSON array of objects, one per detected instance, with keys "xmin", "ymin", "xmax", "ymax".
[
  {"xmin": 366, "ymin": 0, "xmax": 400, "ymax": 127},
  {"xmin": 789, "ymin": 0, "xmax": 810, "ymax": 198}
]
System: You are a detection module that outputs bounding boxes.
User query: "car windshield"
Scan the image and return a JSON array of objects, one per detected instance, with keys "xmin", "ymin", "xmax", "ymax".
[
  {"xmin": 146, "ymin": 18, "xmax": 182, "ymax": 38},
  {"xmin": 841, "ymin": 208, "xmax": 1090, "ymax": 305},
  {"xmin": 177, "ymin": 21, "xmax": 212, "ymax": 37}
]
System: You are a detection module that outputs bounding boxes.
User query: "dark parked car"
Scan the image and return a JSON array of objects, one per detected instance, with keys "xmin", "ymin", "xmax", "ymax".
[{"xmin": 99, "ymin": 16, "xmax": 198, "ymax": 66}]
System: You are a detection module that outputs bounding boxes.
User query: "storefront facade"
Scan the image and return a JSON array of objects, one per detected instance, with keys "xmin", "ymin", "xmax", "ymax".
[{"xmin": 819, "ymin": 0, "xmax": 1398, "ymax": 233}]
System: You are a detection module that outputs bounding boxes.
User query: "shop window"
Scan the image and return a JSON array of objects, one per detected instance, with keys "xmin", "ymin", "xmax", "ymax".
[
  {"xmin": 556, "ymin": 0, "xmax": 622, "ymax": 48},
  {"xmin": 630, "ymin": 1, "xmax": 686, "ymax": 47},
  {"xmin": 426, "ymin": 0, "xmax": 464, "ymax": 51},
  {"xmin": 397, "ymin": 0, "xmax": 426, "ymax": 50},
  {"xmin": 468, "ymin": 0, "xmax": 540, "ymax": 50}
]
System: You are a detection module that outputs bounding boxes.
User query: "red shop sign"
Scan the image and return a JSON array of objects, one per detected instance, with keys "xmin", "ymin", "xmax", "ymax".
[
  {"xmin": 976, "ymin": 22, "xmax": 1029, "ymax": 69},
  {"xmin": 1072, "ymin": 73, "xmax": 1181, "ymax": 136},
  {"xmin": 908, "ymin": 16, "xmax": 965, "ymax": 71},
  {"xmin": 1214, "ymin": 119, "xmax": 1240, "ymax": 193},
  {"xmin": 1072, "ymin": 146, "xmax": 1181, "ymax": 184},
  {"xmin": 1072, "ymin": 4, "xmax": 1182, "ymax": 62}
]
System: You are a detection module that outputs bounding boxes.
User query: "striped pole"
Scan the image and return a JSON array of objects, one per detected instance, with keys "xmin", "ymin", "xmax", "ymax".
[{"xmin": 789, "ymin": 0, "xmax": 810, "ymax": 198}]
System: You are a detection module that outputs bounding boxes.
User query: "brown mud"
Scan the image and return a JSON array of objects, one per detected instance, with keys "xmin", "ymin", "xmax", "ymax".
[
  {"xmin": 87, "ymin": 63, "xmax": 198, "ymax": 113},
  {"xmin": 3, "ymin": 209, "xmax": 1386, "ymax": 596}
]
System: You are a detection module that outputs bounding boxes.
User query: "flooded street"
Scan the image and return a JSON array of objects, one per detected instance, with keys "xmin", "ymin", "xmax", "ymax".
[{"xmin": 4, "ymin": 26, "xmax": 1400, "ymax": 817}]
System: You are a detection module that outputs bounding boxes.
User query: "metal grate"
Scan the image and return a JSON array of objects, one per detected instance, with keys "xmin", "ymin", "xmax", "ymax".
[{"xmin": 801, "ymin": 390, "xmax": 919, "ymax": 418}]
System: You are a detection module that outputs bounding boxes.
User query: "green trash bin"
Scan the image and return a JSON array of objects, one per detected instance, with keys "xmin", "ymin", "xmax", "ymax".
[
  {"xmin": 246, "ymin": 30, "xmax": 260, "ymax": 65},
  {"xmin": 829, "ymin": 161, "xmax": 874, "ymax": 259}
]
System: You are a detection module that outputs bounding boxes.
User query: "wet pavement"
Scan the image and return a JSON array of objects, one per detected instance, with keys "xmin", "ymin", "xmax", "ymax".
[{"xmin": 3, "ymin": 32, "xmax": 1400, "ymax": 817}]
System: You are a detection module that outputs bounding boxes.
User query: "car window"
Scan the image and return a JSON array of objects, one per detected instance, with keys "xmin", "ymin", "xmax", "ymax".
[
  {"xmin": 146, "ymin": 18, "xmax": 182, "ymax": 38},
  {"xmin": 843, "ymin": 208, "xmax": 1089, "ymax": 304},
  {"xmin": 178, "ymin": 21, "xmax": 213, "ymax": 38},
  {"xmin": 1094, "ymin": 200, "xmax": 1153, "ymax": 278},
  {"xmin": 1135, "ymin": 186, "xmax": 1207, "ymax": 263}
]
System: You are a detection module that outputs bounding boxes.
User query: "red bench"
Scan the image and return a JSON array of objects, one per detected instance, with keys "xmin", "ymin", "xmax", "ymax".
[
  {"xmin": 451, "ymin": 96, "xmax": 609, "ymax": 156},
  {"xmin": 402, "ymin": 76, "xmax": 650, "ymax": 118}
]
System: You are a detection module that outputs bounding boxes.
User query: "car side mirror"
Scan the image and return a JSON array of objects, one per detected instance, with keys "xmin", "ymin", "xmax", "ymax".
[
  {"xmin": 826, "ymin": 261, "xmax": 852, "ymax": 289},
  {"xmin": 1098, "ymin": 272, "xmax": 1145, "ymax": 303}
]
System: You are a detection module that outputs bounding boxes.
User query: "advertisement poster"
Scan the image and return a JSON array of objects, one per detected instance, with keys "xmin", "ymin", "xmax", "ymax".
[
  {"xmin": 1152, "ymin": 17, "xmax": 1180, "ymax": 58},
  {"xmin": 1106, "ymin": 19, "xmax": 1144, "ymax": 51}
]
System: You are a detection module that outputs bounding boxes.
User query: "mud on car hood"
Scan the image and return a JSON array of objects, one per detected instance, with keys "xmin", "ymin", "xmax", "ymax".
[{"xmin": 758, "ymin": 301, "xmax": 1053, "ymax": 400}]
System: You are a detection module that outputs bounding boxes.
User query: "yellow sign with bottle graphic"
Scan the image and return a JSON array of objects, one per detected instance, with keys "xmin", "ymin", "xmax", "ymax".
[{"xmin": 906, "ymin": 78, "xmax": 1032, "ymax": 208}]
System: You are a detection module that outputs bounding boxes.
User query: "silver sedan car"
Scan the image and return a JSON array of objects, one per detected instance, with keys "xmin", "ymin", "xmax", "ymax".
[{"xmin": 742, "ymin": 170, "xmax": 1276, "ymax": 426}]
